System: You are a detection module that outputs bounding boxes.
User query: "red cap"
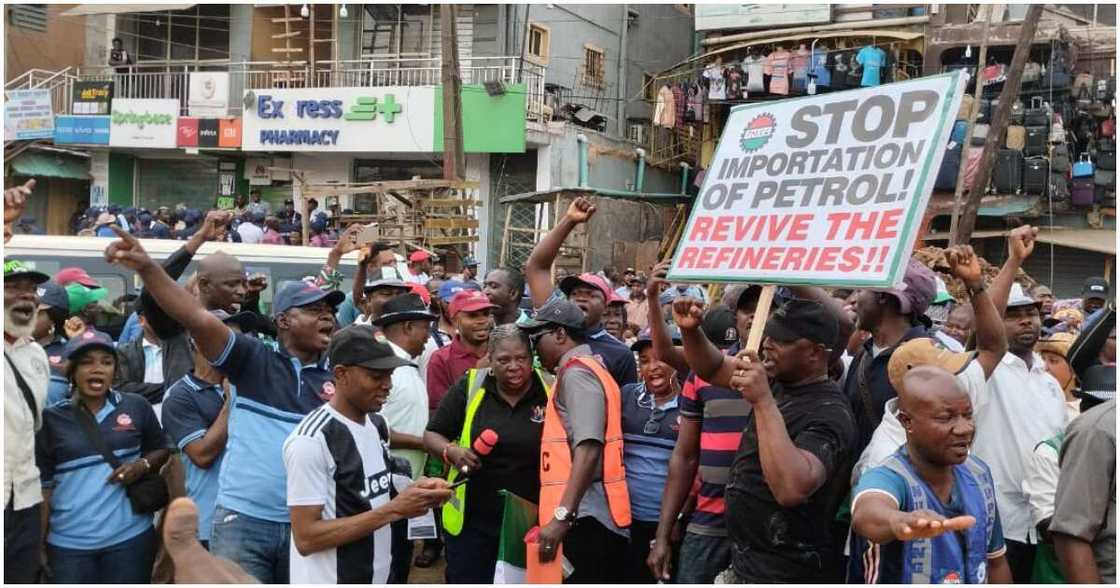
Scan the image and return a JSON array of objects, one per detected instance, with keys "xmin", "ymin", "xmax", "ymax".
[
  {"xmin": 409, "ymin": 283, "xmax": 431, "ymax": 306},
  {"xmin": 559, "ymin": 272, "xmax": 613, "ymax": 301},
  {"xmin": 449, "ymin": 290, "xmax": 498, "ymax": 318},
  {"xmin": 55, "ymin": 267, "xmax": 100, "ymax": 288},
  {"xmin": 409, "ymin": 250, "xmax": 432, "ymax": 263},
  {"xmin": 607, "ymin": 288, "xmax": 628, "ymax": 305}
]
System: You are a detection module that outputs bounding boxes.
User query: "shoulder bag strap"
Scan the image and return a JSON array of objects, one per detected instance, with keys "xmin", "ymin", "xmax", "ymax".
[
  {"xmin": 6, "ymin": 352, "xmax": 40, "ymax": 430},
  {"xmin": 70, "ymin": 400, "xmax": 122, "ymax": 470}
]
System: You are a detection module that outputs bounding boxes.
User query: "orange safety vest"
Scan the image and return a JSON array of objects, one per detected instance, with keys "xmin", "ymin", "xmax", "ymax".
[{"xmin": 538, "ymin": 355, "xmax": 632, "ymax": 529}]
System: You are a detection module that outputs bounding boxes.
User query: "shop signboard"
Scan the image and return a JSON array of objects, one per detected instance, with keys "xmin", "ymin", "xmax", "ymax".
[
  {"xmin": 4, "ymin": 89, "xmax": 54, "ymax": 141},
  {"xmin": 241, "ymin": 86, "xmax": 435, "ymax": 152},
  {"xmin": 219, "ymin": 118, "xmax": 242, "ymax": 147},
  {"xmin": 695, "ymin": 4, "xmax": 831, "ymax": 32},
  {"xmin": 179, "ymin": 117, "xmax": 242, "ymax": 148},
  {"xmin": 73, "ymin": 81, "xmax": 114, "ymax": 115},
  {"xmin": 110, "ymin": 99, "xmax": 179, "ymax": 148},
  {"xmin": 55, "ymin": 115, "xmax": 111, "ymax": 145},
  {"xmin": 189, "ymin": 72, "xmax": 230, "ymax": 117},
  {"xmin": 667, "ymin": 72, "xmax": 964, "ymax": 288}
]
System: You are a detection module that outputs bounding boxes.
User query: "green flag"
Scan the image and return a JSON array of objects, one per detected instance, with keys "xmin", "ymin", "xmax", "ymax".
[{"xmin": 494, "ymin": 489, "xmax": 537, "ymax": 583}]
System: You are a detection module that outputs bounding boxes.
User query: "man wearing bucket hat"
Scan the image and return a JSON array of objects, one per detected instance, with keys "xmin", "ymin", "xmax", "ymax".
[
  {"xmin": 3, "ymin": 258, "xmax": 51, "ymax": 583},
  {"xmin": 103, "ymin": 226, "xmax": 344, "ymax": 583}
]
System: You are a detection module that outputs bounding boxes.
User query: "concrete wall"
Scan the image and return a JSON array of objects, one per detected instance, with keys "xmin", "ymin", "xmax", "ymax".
[
  {"xmin": 472, "ymin": 5, "xmax": 502, "ymax": 58},
  {"xmin": 623, "ymin": 5, "xmax": 694, "ymax": 124},
  {"xmin": 6, "ymin": 4, "xmax": 87, "ymax": 80},
  {"xmin": 549, "ymin": 126, "xmax": 682, "ymax": 194}
]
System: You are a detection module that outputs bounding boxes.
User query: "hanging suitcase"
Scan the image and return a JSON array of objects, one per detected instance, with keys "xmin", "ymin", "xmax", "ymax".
[
  {"xmin": 1073, "ymin": 153, "xmax": 1095, "ymax": 177},
  {"xmin": 951, "ymin": 120, "xmax": 969, "ymax": 144},
  {"xmin": 1099, "ymin": 137, "xmax": 1116, "ymax": 153},
  {"xmin": 1051, "ymin": 145, "xmax": 1072, "ymax": 173},
  {"xmin": 1025, "ymin": 97, "xmax": 1049, "ymax": 126},
  {"xmin": 1022, "ymin": 62, "xmax": 1043, "ymax": 84},
  {"xmin": 1049, "ymin": 173, "xmax": 1070, "ymax": 201},
  {"xmin": 957, "ymin": 94, "xmax": 975, "ymax": 121},
  {"xmin": 935, "ymin": 145, "xmax": 962, "ymax": 191},
  {"xmin": 1072, "ymin": 177, "xmax": 1095, "ymax": 206},
  {"xmin": 1006, "ymin": 125, "xmax": 1026, "ymax": 150},
  {"xmin": 1010, "ymin": 99, "xmax": 1026, "ymax": 125},
  {"xmin": 971, "ymin": 124, "xmax": 990, "ymax": 146},
  {"xmin": 1095, "ymin": 169, "xmax": 1116, "ymax": 188},
  {"xmin": 1097, "ymin": 149, "xmax": 1116, "ymax": 171},
  {"xmin": 1024, "ymin": 126, "xmax": 1048, "ymax": 156},
  {"xmin": 1023, "ymin": 157, "xmax": 1050, "ymax": 196},
  {"xmin": 994, "ymin": 149, "xmax": 1024, "ymax": 194}
]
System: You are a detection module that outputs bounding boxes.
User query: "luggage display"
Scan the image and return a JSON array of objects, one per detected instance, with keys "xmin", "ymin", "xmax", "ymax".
[
  {"xmin": 935, "ymin": 145, "xmax": 962, "ymax": 192},
  {"xmin": 1095, "ymin": 186, "xmax": 1115, "ymax": 207},
  {"xmin": 1006, "ymin": 125, "xmax": 1026, "ymax": 150},
  {"xmin": 1072, "ymin": 177, "xmax": 1095, "ymax": 206},
  {"xmin": 1051, "ymin": 145, "xmax": 1072, "ymax": 173},
  {"xmin": 1073, "ymin": 153, "xmax": 1095, "ymax": 177},
  {"xmin": 1049, "ymin": 173, "xmax": 1070, "ymax": 201},
  {"xmin": 1094, "ymin": 169, "xmax": 1115, "ymax": 188},
  {"xmin": 1097, "ymin": 149, "xmax": 1116, "ymax": 171},
  {"xmin": 1102, "ymin": 117, "xmax": 1116, "ymax": 138},
  {"xmin": 978, "ymin": 99, "xmax": 992, "ymax": 123},
  {"xmin": 1023, "ymin": 157, "xmax": 1050, "ymax": 196},
  {"xmin": 1010, "ymin": 99, "xmax": 1026, "ymax": 125},
  {"xmin": 1022, "ymin": 62, "xmax": 1043, "ymax": 84},
  {"xmin": 957, "ymin": 94, "xmax": 974, "ymax": 121},
  {"xmin": 1024, "ymin": 126, "xmax": 1048, "ymax": 156},
  {"xmin": 951, "ymin": 120, "xmax": 969, "ymax": 144},
  {"xmin": 1099, "ymin": 137, "xmax": 1116, "ymax": 153},
  {"xmin": 963, "ymin": 147, "xmax": 983, "ymax": 192},
  {"xmin": 1025, "ymin": 97, "xmax": 1049, "ymax": 126},
  {"xmin": 994, "ymin": 149, "xmax": 1024, "ymax": 194},
  {"xmin": 971, "ymin": 124, "xmax": 990, "ymax": 146},
  {"xmin": 1073, "ymin": 73, "xmax": 1095, "ymax": 97}
]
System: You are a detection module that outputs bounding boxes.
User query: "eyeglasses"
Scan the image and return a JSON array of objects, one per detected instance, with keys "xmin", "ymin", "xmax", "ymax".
[
  {"xmin": 528, "ymin": 328, "xmax": 556, "ymax": 348},
  {"xmin": 644, "ymin": 407, "xmax": 667, "ymax": 435}
]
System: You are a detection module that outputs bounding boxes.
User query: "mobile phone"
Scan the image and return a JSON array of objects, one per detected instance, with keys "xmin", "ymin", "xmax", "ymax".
[{"xmin": 448, "ymin": 477, "xmax": 469, "ymax": 490}]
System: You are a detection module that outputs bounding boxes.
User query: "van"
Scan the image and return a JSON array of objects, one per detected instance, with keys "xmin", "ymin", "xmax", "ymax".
[{"xmin": 5, "ymin": 235, "xmax": 360, "ymax": 335}]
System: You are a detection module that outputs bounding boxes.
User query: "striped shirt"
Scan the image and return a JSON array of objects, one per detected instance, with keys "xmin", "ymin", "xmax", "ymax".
[{"xmin": 678, "ymin": 373, "xmax": 751, "ymax": 537}]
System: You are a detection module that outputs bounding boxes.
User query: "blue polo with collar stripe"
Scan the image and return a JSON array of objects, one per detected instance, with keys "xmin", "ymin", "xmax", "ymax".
[
  {"xmin": 162, "ymin": 373, "xmax": 226, "ymax": 541},
  {"xmin": 210, "ymin": 331, "xmax": 332, "ymax": 523},
  {"xmin": 36, "ymin": 391, "xmax": 165, "ymax": 550},
  {"xmin": 620, "ymin": 382, "xmax": 681, "ymax": 521}
]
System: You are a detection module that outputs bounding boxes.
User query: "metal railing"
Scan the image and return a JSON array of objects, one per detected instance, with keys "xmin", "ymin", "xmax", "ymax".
[
  {"xmin": 5, "ymin": 67, "xmax": 77, "ymax": 121},
  {"xmin": 68, "ymin": 56, "xmax": 547, "ymax": 120}
]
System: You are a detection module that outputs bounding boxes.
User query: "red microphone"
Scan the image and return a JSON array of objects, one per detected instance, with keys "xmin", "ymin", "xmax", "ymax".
[{"xmin": 462, "ymin": 429, "xmax": 499, "ymax": 474}]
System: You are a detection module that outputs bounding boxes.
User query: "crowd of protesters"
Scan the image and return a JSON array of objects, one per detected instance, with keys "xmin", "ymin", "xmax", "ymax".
[{"xmin": 4, "ymin": 179, "xmax": 1116, "ymax": 585}]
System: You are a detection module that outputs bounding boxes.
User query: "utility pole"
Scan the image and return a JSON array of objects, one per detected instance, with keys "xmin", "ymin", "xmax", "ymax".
[
  {"xmin": 441, "ymin": 4, "xmax": 465, "ymax": 181},
  {"xmin": 954, "ymin": 4, "xmax": 1044, "ymax": 244},
  {"xmin": 948, "ymin": 4, "xmax": 993, "ymax": 243}
]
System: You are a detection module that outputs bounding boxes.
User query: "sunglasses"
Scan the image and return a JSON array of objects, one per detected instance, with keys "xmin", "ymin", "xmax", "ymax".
[{"xmin": 528, "ymin": 328, "xmax": 557, "ymax": 347}]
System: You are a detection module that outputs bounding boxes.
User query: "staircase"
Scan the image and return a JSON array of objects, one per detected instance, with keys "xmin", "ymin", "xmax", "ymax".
[{"xmin": 4, "ymin": 67, "xmax": 76, "ymax": 161}]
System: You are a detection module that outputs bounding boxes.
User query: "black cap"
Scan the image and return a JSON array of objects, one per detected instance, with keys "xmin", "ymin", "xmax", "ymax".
[
  {"xmin": 1082, "ymin": 277, "xmax": 1110, "ymax": 301},
  {"xmin": 518, "ymin": 299, "xmax": 586, "ymax": 333},
  {"xmin": 763, "ymin": 300, "xmax": 839, "ymax": 348},
  {"xmin": 328, "ymin": 325, "xmax": 414, "ymax": 371},
  {"xmin": 735, "ymin": 284, "xmax": 763, "ymax": 311},
  {"xmin": 1074, "ymin": 364, "xmax": 1116, "ymax": 404},
  {"xmin": 631, "ymin": 324, "xmax": 682, "ymax": 352},
  {"xmin": 701, "ymin": 306, "xmax": 740, "ymax": 350},
  {"xmin": 64, "ymin": 329, "xmax": 117, "ymax": 360},
  {"xmin": 4, "ymin": 259, "xmax": 50, "ymax": 285},
  {"xmin": 272, "ymin": 282, "xmax": 345, "ymax": 317},
  {"xmin": 372, "ymin": 293, "xmax": 437, "ymax": 327},
  {"xmin": 36, "ymin": 281, "xmax": 69, "ymax": 313}
]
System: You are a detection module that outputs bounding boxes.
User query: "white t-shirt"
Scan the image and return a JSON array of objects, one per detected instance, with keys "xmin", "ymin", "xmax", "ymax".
[
  {"xmin": 378, "ymin": 341, "xmax": 429, "ymax": 479},
  {"xmin": 703, "ymin": 65, "xmax": 727, "ymax": 100},
  {"xmin": 284, "ymin": 404, "xmax": 393, "ymax": 584},
  {"xmin": 237, "ymin": 222, "xmax": 264, "ymax": 244}
]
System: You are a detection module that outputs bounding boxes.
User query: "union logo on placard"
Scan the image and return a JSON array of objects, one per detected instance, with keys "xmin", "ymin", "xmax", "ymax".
[{"xmin": 740, "ymin": 113, "xmax": 776, "ymax": 153}]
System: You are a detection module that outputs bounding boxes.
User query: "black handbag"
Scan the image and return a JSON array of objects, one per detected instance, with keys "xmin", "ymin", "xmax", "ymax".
[{"xmin": 71, "ymin": 401, "xmax": 169, "ymax": 515}]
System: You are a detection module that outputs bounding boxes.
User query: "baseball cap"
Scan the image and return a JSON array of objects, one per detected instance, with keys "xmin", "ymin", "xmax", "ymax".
[
  {"xmin": 409, "ymin": 250, "xmax": 432, "ymax": 263},
  {"xmin": 63, "ymin": 329, "xmax": 116, "ymax": 360},
  {"xmin": 735, "ymin": 284, "xmax": 763, "ymax": 311},
  {"xmin": 1006, "ymin": 283, "xmax": 1042, "ymax": 309},
  {"xmin": 409, "ymin": 283, "xmax": 431, "ymax": 306},
  {"xmin": 1074, "ymin": 364, "xmax": 1115, "ymax": 404},
  {"xmin": 632, "ymin": 324, "xmax": 682, "ymax": 352},
  {"xmin": 66, "ymin": 283, "xmax": 108, "ymax": 314},
  {"xmin": 559, "ymin": 273, "xmax": 613, "ymax": 301},
  {"xmin": 607, "ymin": 288, "xmax": 628, "ymax": 305},
  {"xmin": 272, "ymin": 282, "xmax": 345, "ymax": 317},
  {"xmin": 438, "ymin": 279, "xmax": 481, "ymax": 300},
  {"xmin": 4, "ymin": 259, "xmax": 50, "ymax": 284},
  {"xmin": 701, "ymin": 307, "xmax": 740, "ymax": 350},
  {"xmin": 1044, "ymin": 307, "xmax": 1084, "ymax": 331},
  {"xmin": 36, "ymin": 281, "xmax": 69, "ymax": 312},
  {"xmin": 449, "ymin": 290, "xmax": 498, "ymax": 318},
  {"xmin": 328, "ymin": 325, "xmax": 414, "ymax": 371},
  {"xmin": 373, "ymin": 294, "xmax": 437, "ymax": 327},
  {"xmin": 932, "ymin": 276, "xmax": 955, "ymax": 305},
  {"xmin": 461, "ymin": 256, "xmax": 479, "ymax": 267},
  {"xmin": 518, "ymin": 299, "xmax": 586, "ymax": 333},
  {"xmin": 55, "ymin": 267, "xmax": 100, "ymax": 288},
  {"xmin": 363, "ymin": 277, "xmax": 409, "ymax": 293},
  {"xmin": 763, "ymin": 300, "xmax": 839, "ymax": 348},
  {"xmin": 1081, "ymin": 277, "xmax": 1110, "ymax": 301},
  {"xmin": 871, "ymin": 259, "xmax": 937, "ymax": 316},
  {"xmin": 887, "ymin": 338, "xmax": 976, "ymax": 394},
  {"xmin": 658, "ymin": 288, "xmax": 681, "ymax": 306}
]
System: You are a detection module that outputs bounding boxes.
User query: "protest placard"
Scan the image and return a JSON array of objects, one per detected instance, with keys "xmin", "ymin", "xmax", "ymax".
[{"xmin": 668, "ymin": 71, "xmax": 964, "ymax": 288}]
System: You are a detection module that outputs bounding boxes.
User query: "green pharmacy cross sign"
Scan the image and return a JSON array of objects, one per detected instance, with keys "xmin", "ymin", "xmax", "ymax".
[{"xmin": 344, "ymin": 94, "xmax": 403, "ymax": 123}]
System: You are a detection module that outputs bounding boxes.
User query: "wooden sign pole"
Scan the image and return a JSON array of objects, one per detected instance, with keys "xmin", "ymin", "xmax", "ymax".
[{"xmin": 743, "ymin": 285, "xmax": 776, "ymax": 354}]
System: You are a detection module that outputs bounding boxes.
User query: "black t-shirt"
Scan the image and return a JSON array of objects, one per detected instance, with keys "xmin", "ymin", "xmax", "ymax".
[
  {"xmin": 724, "ymin": 377, "xmax": 858, "ymax": 583},
  {"xmin": 427, "ymin": 370, "xmax": 548, "ymax": 536},
  {"xmin": 844, "ymin": 326, "xmax": 930, "ymax": 453}
]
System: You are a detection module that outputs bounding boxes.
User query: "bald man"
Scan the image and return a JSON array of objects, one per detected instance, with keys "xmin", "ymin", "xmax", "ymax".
[
  {"xmin": 849, "ymin": 366, "xmax": 1013, "ymax": 584},
  {"xmin": 197, "ymin": 251, "xmax": 247, "ymax": 314}
]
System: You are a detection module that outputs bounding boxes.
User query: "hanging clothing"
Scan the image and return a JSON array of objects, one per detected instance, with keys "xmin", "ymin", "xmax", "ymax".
[
  {"xmin": 653, "ymin": 85, "xmax": 675, "ymax": 128},
  {"xmin": 832, "ymin": 51, "xmax": 851, "ymax": 89},
  {"xmin": 765, "ymin": 48, "xmax": 792, "ymax": 95},
  {"xmin": 672, "ymin": 83, "xmax": 686, "ymax": 129},
  {"xmin": 856, "ymin": 45, "xmax": 887, "ymax": 87},
  {"xmin": 703, "ymin": 64, "xmax": 727, "ymax": 100},
  {"xmin": 791, "ymin": 46, "xmax": 811, "ymax": 93},
  {"xmin": 743, "ymin": 54, "xmax": 766, "ymax": 93},
  {"xmin": 687, "ymin": 83, "xmax": 703, "ymax": 123},
  {"xmin": 810, "ymin": 46, "xmax": 831, "ymax": 88},
  {"xmin": 726, "ymin": 66, "xmax": 745, "ymax": 100}
]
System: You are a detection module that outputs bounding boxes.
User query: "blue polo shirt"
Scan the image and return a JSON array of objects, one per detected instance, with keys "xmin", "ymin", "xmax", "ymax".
[
  {"xmin": 620, "ymin": 382, "xmax": 681, "ymax": 522},
  {"xmin": 162, "ymin": 373, "xmax": 226, "ymax": 541},
  {"xmin": 210, "ymin": 330, "xmax": 331, "ymax": 523},
  {"xmin": 587, "ymin": 327, "xmax": 639, "ymax": 389},
  {"xmin": 36, "ymin": 391, "xmax": 165, "ymax": 550}
]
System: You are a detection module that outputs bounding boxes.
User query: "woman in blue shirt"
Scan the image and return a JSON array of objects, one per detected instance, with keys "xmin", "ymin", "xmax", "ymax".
[
  {"xmin": 36, "ymin": 331, "xmax": 170, "ymax": 583},
  {"xmin": 620, "ymin": 327, "xmax": 683, "ymax": 582}
]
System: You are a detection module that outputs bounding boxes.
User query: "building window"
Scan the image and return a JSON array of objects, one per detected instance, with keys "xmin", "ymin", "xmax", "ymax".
[
  {"xmin": 8, "ymin": 5, "xmax": 48, "ymax": 33},
  {"xmin": 583, "ymin": 45, "xmax": 606, "ymax": 88},
  {"xmin": 362, "ymin": 5, "xmax": 436, "ymax": 56},
  {"xmin": 119, "ymin": 5, "xmax": 230, "ymax": 63},
  {"xmin": 527, "ymin": 23, "xmax": 550, "ymax": 64}
]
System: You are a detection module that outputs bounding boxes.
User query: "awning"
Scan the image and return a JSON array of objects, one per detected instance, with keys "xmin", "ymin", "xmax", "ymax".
[
  {"xmin": 60, "ymin": 4, "xmax": 196, "ymax": 17},
  {"xmin": 8, "ymin": 152, "xmax": 90, "ymax": 181},
  {"xmin": 925, "ymin": 228, "xmax": 1115, "ymax": 255}
]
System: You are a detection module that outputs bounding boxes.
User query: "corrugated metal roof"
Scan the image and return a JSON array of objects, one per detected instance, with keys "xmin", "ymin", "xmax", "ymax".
[{"xmin": 8, "ymin": 152, "xmax": 90, "ymax": 181}]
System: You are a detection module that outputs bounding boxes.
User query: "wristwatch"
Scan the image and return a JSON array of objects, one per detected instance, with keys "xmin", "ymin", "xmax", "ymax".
[
  {"xmin": 967, "ymin": 280, "xmax": 987, "ymax": 296},
  {"xmin": 553, "ymin": 506, "xmax": 577, "ymax": 525},
  {"xmin": 139, "ymin": 458, "xmax": 151, "ymax": 472}
]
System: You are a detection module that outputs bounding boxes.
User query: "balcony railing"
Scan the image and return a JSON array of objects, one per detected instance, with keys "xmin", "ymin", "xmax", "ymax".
[{"xmin": 68, "ymin": 56, "xmax": 547, "ymax": 121}]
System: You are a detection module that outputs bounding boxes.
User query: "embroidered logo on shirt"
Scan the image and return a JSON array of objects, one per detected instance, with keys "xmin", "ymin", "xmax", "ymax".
[
  {"xmin": 114, "ymin": 413, "xmax": 135, "ymax": 431},
  {"xmin": 941, "ymin": 571, "xmax": 962, "ymax": 584},
  {"xmin": 319, "ymin": 381, "xmax": 336, "ymax": 401}
]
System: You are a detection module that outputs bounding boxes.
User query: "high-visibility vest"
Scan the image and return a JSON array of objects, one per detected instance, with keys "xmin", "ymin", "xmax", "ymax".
[
  {"xmin": 442, "ymin": 367, "xmax": 551, "ymax": 536},
  {"xmin": 538, "ymin": 356, "xmax": 631, "ymax": 528}
]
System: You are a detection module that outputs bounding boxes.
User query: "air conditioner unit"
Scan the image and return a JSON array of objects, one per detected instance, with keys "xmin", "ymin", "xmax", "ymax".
[{"xmin": 628, "ymin": 123, "xmax": 646, "ymax": 144}]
